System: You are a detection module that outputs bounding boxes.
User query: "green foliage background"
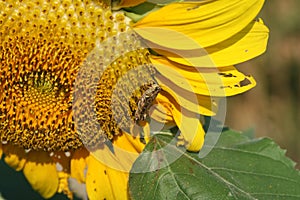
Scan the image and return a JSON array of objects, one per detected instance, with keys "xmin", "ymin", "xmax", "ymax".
[{"xmin": 226, "ymin": 0, "xmax": 300, "ymax": 168}]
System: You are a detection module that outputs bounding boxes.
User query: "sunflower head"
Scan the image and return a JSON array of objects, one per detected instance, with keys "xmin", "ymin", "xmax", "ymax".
[{"xmin": 0, "ymin": 0, "xmax": 159, "ymax": 152}]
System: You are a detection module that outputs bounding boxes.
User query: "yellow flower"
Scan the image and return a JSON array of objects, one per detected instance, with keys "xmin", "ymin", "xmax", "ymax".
[
  {"xmin": 129, "ymin": 0, "xmax": 269, "ymax": 151},
  {"xmin": 0, "ymin": 0, "xmax": 268, "ymax": 199}
]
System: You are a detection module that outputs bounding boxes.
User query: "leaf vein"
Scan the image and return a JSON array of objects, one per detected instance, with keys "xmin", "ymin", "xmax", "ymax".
[
  {"xmin": 210, "ymin": 167, "xmax": 299, "ymax": 183},
  {"xmin": 212, "ymin": 147, "xmax": 292, "ymax": 168}
]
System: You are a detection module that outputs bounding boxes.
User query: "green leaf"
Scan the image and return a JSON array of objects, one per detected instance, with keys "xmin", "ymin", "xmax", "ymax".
[
  {"xmin": 129, "ymin": 130, "xmax": 300, "ymax": 200},
  {"xmin": 122, "ymin": 2, "xmax": 160, "ymax": 22},
  {"xmin": 146, "ymin": 0, "xmax": 183, "ymax": 5},
  {"xmin": 121, "ymin": 0, "xmax": 182, "ymax": 22}
]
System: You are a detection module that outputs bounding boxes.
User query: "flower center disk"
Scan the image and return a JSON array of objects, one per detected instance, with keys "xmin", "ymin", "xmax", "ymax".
[{"xmin": 0, "ymin": 0, "xmax": 159, "ymax": 151}]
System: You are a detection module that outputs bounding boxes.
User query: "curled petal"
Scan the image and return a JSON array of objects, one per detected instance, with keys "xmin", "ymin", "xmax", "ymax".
[
  {"xmin": 155, "ymin": 73, "xmax": 217, "ymax": 116},
  {"xmin": 119, "ymin": 132, "xmax": 146, "ymax": 153},
  {"xmin": 152, "ymin": 56, "xmax": 256, "ymax": 97},
  {"xmin": 134, "ymin": 0, "xmax": 265, "ymax": 49},
  {"xmin": 156, "ymin": 92, "xmax": 205, "ymax": 152},
  {"xmin": 149, "ymin": 102, "xmax": 175, "ymax": 125}
]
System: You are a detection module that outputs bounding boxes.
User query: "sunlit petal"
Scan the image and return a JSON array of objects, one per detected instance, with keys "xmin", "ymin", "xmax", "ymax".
[
  {"xmin": 155, "ymin": 92, "xmax": 205, "ymax": 152},
  {"xmin": 86, "ymin": 155, "xmax": 129, "ymax": 200},
  {"xmin": 23, "ymin": 151, "xmax": 59, "ymax": 199},
  {"xmin": 134, "ymin": 0, "xmax": 265, "ymax": 49},
  {"xmin": 116, "ymin": 132, "xmax": 146, "ymax": 153},
  {"xmin": 152, "ymin": 56, "xmax": 256, "ymax": 97},
  {"xmin": 155, "ymin": 74, "xmax": 217, "ymax": 116},
  {"xmin": 91, "ymin": 134, "xmax": 141, "ymax": 173},
  {"xmin": 71, "ymin": 148, "xmax": 89, "ymax": 183},
  {"xmin": 151, "ymin": 19, "xmax": 269, "ymax": 67}
]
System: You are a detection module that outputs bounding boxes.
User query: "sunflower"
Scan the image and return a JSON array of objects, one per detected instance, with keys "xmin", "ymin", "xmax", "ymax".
[{"xmin": 0, "ymin": 0, "xmax": 268, "ymax": 199}]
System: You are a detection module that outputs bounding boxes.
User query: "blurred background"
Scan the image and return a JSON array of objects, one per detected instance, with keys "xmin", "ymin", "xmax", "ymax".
[{"xmin": 226, "ymin": 0, "xmax": 300, "ymax": 168}]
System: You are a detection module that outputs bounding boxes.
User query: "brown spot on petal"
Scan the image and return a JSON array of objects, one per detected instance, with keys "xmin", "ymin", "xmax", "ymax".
[
  {"xmin": 218, "ymin": 72, "xmax": 237, "ymax": 78},
  {"xmin": 239, "ymin": 78, "xmax": 252, "ymax": 87}
]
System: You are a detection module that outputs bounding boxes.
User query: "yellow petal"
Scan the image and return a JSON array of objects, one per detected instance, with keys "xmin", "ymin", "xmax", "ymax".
[
  {"xmin": 86, "ymin": 155, "xmax": 129, "ymax": 200},
  {"xmin": 91, "ymin": 134, "xmax": 140, "ymax": 173},
  {"xmin": 155, "ymin": 73, "xmax": 217, "ymax": 116},
  {"xmin": 141, "ymin": 122, "xmax": 151, "ymax": 144},
  {"xmin": 115, "ymin": 132, "xmax": 146, "ymax": 153},
  {"xmin": 86, "ymin": 134, "xmax": 144, "ymax": 199},
  {"xmin": 0, "ymin": 143, "xmax": 2, "ymax": 159},
  {"xmin": 2, "ymin": 144, "xmax": 27, "ymax": 171},
  {"xmin": 148, "ymin": 103, "xmax": 178, "ymax": 135},
  {"xmin": 23, "ymin": 151, "xmax": 59, "ymax": 199},
  {"xmin": 71, "ymin": 148, "xmax": 89, "ymax": 183},
  {"xmin": 134, "ymin": 0, "xmax": 265, "ymax": 49},
  {"xmin": 151, "ymin": 19, "xmax": 269, "ymax": 67},
  {"xmin": 152, "ymin": 56, "xmax": 256, "ymax": 97},
  {"xmin": 57, "ymin": 172, "xmax": 73, "ymax": 199},
  {"xmin": 156, "ymin": 92, "xmax": 205, "ymax": 152},
  {"xmin": 149, "ymin": 102, "xmax": 175, "ymax": 124},
  {"xmin": 206, "ymin": 19, "xmax": 269, "ymax": 66}
]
